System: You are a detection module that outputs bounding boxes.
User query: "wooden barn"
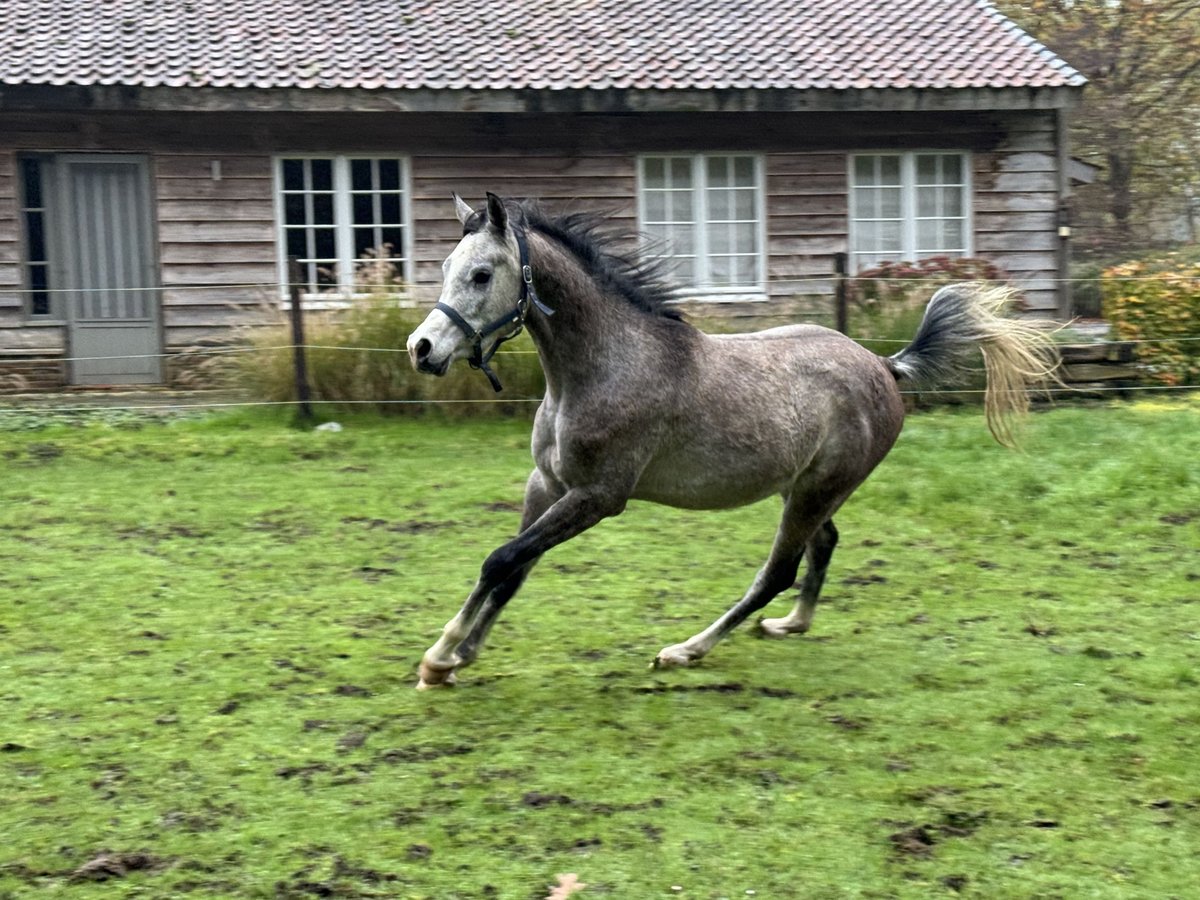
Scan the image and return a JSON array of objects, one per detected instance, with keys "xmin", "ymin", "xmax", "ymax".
[{"xmin": 0, "ymin": 0, "xmax": 1085, "ymax": 389}]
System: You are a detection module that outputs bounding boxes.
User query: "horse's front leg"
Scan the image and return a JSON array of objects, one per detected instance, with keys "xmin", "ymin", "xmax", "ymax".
[
  {"xmin": 417, "ymin": 483, "xmax": 626, "ymax": 689},
  {"xmin": 450, "ymin": 470, "xmax": 561, "ymax": 669}
]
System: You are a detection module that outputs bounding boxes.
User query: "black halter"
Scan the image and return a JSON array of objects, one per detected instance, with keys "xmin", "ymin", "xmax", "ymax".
[{"xmin": 434, "ymin": 228, "xmax": 554, "ymax": 392}]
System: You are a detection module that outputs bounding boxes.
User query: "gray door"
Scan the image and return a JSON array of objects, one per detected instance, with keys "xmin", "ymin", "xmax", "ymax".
[{"xmin": 59, "ymin": 155, "xmax": 162, "ymax": 385}]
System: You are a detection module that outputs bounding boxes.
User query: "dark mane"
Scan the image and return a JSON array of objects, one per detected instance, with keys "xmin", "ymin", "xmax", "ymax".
[{"xmin": 471, "ymin": 198, "xmax": 685, "ymax": 321}]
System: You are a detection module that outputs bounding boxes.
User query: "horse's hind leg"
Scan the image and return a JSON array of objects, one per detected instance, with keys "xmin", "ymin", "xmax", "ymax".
[
  {"xmin": 654, "ymin": 495, "xmax": 826, "ymax": 668},
  {"xmin": 760, "ymin": 519, "xmax": 838, "ymax": 637}
]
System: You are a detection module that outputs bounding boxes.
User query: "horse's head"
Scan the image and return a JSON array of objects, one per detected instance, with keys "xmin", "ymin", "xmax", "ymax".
[{"xmin": 406, "ymin": 192, "xmax": 526, "ymax": 383}]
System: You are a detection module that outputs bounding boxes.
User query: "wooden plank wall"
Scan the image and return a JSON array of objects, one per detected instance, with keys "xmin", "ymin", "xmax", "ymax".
[
  {"xmin": 410, "ymin": 153, "xmax": 635, "ymax": 291},
  {"xmin": 767, "ymin": 152, "xmax": 847, "ymax": 301},
  {"xmin": 153, "ymin": 153, "xmax": 277, "ymax": 346},
  {"xmin": 0, "ymin": 107, "xmax": 1065, "ymax": 372},
  {"xmin": 973, "ymin": 114, "xmax": 1060, "ymax": 312}
]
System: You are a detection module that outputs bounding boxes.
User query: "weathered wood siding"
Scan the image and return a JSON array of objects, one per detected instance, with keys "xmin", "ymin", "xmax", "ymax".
[
  {"xmin": 972, "ymin": 114, "xmax": 1061, "ymax": 312},
  {"xmin": 0, "ymin": 108, "xmax": 1065, "ymax": 386}
]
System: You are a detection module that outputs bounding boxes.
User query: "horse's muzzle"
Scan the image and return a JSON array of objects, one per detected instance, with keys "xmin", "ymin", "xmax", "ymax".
[{"xmin": 408, "ymin": 336, "xmax": 449, "ymax": 376}]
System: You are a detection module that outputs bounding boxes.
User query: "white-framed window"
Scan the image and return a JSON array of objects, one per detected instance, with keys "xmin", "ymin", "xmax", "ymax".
[
  {"xmin": 637, "ymin": 154, "xmax": 765, "ymax": 296},
  {"xmin": 274, "ymin": 156, "xmax": 411, "ymax": 300},
  {"xmin": 849, "ymin": 152, "xmax": 971, "ymax": 271}
]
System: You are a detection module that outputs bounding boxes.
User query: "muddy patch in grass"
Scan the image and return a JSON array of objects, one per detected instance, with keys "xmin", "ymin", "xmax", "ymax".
[
  {"xmin": 71, "ymin": 850, "xmax": 166, "ymax": 882},
  {"xmin": 340, "ymin": 516, "xmax": 456, "ymax": 534}
]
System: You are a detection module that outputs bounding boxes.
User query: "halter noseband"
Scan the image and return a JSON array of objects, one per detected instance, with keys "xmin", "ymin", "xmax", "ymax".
[{"xmin": 434, "ymin": 228, "xmax": 554, "ymax": 392}]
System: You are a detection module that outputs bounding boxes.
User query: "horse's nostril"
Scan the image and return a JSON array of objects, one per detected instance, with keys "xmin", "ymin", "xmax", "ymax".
[{"xmin": 415, "ymin": 338, "xmax": 432, "ymax": 362}]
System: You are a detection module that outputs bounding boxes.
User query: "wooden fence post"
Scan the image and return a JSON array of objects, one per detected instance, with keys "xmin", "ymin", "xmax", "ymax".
[
  {"xmin": 287, "ymin": 257, "xmax": 314, "ymax": 424},
  {"xmin": 834, "ymin": 252, "xmax": 849, "ymax": 335}
]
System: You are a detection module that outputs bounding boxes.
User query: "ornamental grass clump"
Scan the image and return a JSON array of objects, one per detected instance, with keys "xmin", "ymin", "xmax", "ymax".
[
  {"xmin": 1103, "ymin": 254, "xmax": 1200, "ymax": 386},
  {"xmin": 228, "ymin": 246, "xmax": 544, "ymax": 415}
]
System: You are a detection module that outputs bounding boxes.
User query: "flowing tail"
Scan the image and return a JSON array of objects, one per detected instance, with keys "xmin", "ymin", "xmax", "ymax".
[{"xmin": 886, "ymin": 284, "xmax": 1061, "ymax": 447}]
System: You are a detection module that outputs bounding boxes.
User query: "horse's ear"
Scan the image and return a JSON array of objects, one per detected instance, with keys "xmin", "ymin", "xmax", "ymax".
[
  {"xmin": 452, "ymin": 192, "xmax": 475, "ymax": 226},
  {"xmin": 485, "ymin": 192, "xmax": 508, "ymax": 233}
]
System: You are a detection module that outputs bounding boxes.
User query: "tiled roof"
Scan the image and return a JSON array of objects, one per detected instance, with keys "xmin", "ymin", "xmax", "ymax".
[{"xmin": 0, "ymin": 0, "xmax": 1085, "ymax": 92}]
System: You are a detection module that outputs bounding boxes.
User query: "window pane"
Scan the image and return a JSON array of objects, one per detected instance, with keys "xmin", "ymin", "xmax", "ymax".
[
  {"xmin": 944, "ymin": 188, "xmax": 963, "ymax": 218},
  {"xmin": 917, "ymin": 187, "xmax": 938, "ymax": 218},
  {"xmin": 315, "ymin": 263, "xmax": 338, "ymax": 291},
  {"xmin": 21, "ymin": 158, "xmax": 43, "ymax": 208},
  {"xmin": 734, "ymin": 222, "xmax": 756, "ymax": 254},
  {"xmin": 669, "ymin": 157, "xmax": 692, "ymax": 185},
  {"xmin": 734, "ymin": 188, "xmax": 755, "ymax": 220},
  {"xmin": 917, "ymin": 219, "xmax": 938, "ymax": 250},
  {"xmin": 852, "ymin": 188, "xmax": 874, "ymax": 220},
  {"xmin": 734, "ymin": 256, "xmax": 757, "ymax": 285},
  {"xmin": 380, "ymin": 226, "xmax": 405, "ymax": 258},
  {"xmin": 26, "ymin": 211, "xmax": 46, "ymax": 261},
  {"xmin": 643, "ymin": 157, "xmax": 665, "ymax": 188},
  {"xmin": 854, "ymin": 156, "xmax": 876, "ymax": 184},
  {"xmin": 310, "ymin": 159, "xmax": 333, "ymax": 191},
  {"xmin": 707, "ymin": 189, "xmax": 730, "ymax": 221},
  {"xmin": 378, "ymin": 159, "xmax": 401, "ymax": 191},
  {"xmin": 917, "ymin": 154, "xmax": 938, "ymax": 184},
  {"xmin": 942, "ymin": 154, "xmax": 963, "ymax": 183},
  {"xmin": 878, "ymin": 188, "xmax": 901, "ymax": 220},
  {"xmin": 644, "ymin": 191, "xmax": 666, "ymax": 222},
  {"xmin": 669, "ymin": 190, "xmax": 693, "ymax": 221},
  {"xmin": 32, "ymin": 290, "xmax": 51, "ymax": 317},
  {"xmin": 709, "ymin": 224, "xmax": 731, "ymax": 255},
  {"xmin": 351, "ymin": 159, "xmax": 374, "ymax": 191},
  {"xmin": 31, "ymin": 268, "xmax": 50, "ymax": 315},
  {"xmin": 311, "ymin": 193, "xmax": 334, "ymax": 225},
  {"xmin": 709, "ymin": 255, "xmax": 731, "ymax": 285},
  {"xmin": 285, "ymin": 227, "xmax": 308, "ymax": 259},
  {"xmin": 353, "ymin": 192, "xmax": 375, "ymax": 226},
  {"xmin": 379, "ymin": 193, "xmax": 401, "ymax": 224},
  {"xmin": 668, "ymin": 224, "xmax": 695, "ymax": 256},
  {"xmin": 282, "ymin": 158, "xmax": 305, "ymax": 191},
  {"xmin": 284, "ymin": 194, "xmax": 307, "ymax": 226},
  {"xmin": 313, "ymin": 227, "xmax": 336, "ymax": 260},
  {"xmin": 707, "ymin": 156, "xmax": 731, "ymax": 187},
  {"xmin": 354, "ymin": 227, "xmax": 380, "ymax": 257},
  {"xmin": 733, "ymin": 156, "xmax": 755, "ymax": 185},
  {"xmin": 879, "ymin": 155, "xmax": 901, "ymax": 184}
]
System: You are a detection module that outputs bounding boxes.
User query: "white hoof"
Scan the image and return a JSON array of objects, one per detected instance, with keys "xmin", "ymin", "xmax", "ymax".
[
  {"xmin": 416, "ymin": 670, "xmax": 457, "ymax": 690},
  {"xmin": 417, "ymin": 657, "xmax": 459, "ymax": 690},
  {"xmin": 759, "ymin": 616, "xmax": 808, "ymax": 638},
  {"xmin": 652, "ymin": 643, "xmax": 701, "ymax": 669}
]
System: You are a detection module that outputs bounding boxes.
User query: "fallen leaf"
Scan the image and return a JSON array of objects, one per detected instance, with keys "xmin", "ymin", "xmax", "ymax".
[{"xmin": 546, "ymin": 872, "xmax": 587, "ymax": 899}]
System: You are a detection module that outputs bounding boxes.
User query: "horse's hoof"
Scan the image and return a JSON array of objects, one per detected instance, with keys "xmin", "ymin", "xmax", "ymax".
[
  {"xmin": 417, "ymin": 660, "xmax": 458, "ymax": 689},
  {"xmin": 758, "ymin": 616, "xmax": 807, "ymax": 638},
  {"xmin": 652, "ymin": 644, "xmax": 699, "ymax": 669}
]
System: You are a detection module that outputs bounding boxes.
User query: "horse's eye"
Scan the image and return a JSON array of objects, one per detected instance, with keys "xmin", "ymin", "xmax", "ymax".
[{"xmin": 472, "ymin": 270, "xmax": 492, "ymax": 286}]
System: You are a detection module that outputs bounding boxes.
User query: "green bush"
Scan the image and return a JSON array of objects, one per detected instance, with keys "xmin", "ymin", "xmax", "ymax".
[
  {"xmin": 1103, "ymin": 254, "xmax": 1200, "ymax": 386},
  {"xmin": 230, "ymin": 295, "xmax": 545, "ymax": 416}
]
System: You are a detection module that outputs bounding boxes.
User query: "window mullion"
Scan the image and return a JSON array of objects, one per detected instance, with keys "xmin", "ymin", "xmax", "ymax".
[
  {"xmin": 900, "ymin": 153, "xmax": 911, "ymax": 260},
  {"xmin": 694, "ymin": 155, "xmax": 708, "ymax": 289},
  {"xmin": 333, "ymin": 157, "xmax": 355, "ymax": 295}
]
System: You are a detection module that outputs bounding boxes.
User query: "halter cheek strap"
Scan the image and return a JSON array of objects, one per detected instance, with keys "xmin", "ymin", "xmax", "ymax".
[{"xmin": 434, "ymin": 227, "xmax": 554, "ymax": 392}]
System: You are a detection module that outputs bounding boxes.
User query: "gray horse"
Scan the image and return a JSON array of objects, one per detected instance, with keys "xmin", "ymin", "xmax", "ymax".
[{"xmin": 407, "ymin": 193, "xmax": 1056, "ymax": 689}]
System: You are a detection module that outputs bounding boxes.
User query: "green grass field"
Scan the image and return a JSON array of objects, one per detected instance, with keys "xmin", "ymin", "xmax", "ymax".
[{"xmin": 2, "ymin": 398, "xmax": 1198, "ymax": 899}]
